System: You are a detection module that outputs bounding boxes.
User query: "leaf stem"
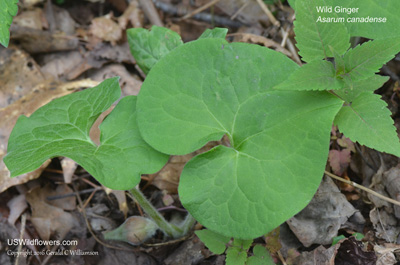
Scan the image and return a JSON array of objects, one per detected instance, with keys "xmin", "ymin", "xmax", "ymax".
[{"xmin": 128, "ymin": 187, "xmax": 195, "ymax": 238}]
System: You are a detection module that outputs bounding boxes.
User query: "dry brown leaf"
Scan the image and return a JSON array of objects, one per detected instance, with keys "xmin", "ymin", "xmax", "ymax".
[
  {"xmin": 337, "ymin": 136, "xmax": 355, "ymax": 152},
  {"xmin": 118, "ymin": 0, "xmax": 144, "ymax": 29},
  {"xmin": 104, "ymin": 188, "xmax": 128, "ymax": 218},
  {"xmin": 41, "ymin": 51, "xmax": 85, "ymax": 79},
  {"xmin": 45, "ymin": 184, "xmax": 76, "ymax": 211},
  {"xmin": 89, "ymin": 64, "xmax": 142, "ymax": 95},
  {"xmin": 26, "ymin": 186, "xmax": 78, "ymax": 240},
  {"xmin": 90, "ymin": 16, "xmax": 122, "ymax": 44},
  {"xmin": 13, "ymin": 8, "xmax": 45, "ymax": 30},
  {"xmin": 375, "ymin": 244, "xmax": 398, "ymax": 265},
  {"xmin": 20, "ymin": 0, "xmax": 45, "ymax": 8},
  {"xmin": 328, "ymin": 149, "xmax": 351, "ymax": 176},
  {"xmin": 149, "ymin": 141, "xmax": 220, "ymax": 193},
  {"xmin": 216, "ymin": 0, "xmax": 269, "ymax": 25},
  {"xmin": 294, "ymin": 244, "xmax": 340, "ymax": 265},
  {"xmin": 0, "ymin": 47, "xmax": 45, "ymax": 108},
  {"xmin": 7, "ymin": 194, "xmax": 28, "ymax": 225}
]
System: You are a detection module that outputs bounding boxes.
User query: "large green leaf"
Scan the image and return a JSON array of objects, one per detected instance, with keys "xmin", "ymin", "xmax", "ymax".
[
  {"xmin": 0, "ymin": 0, "xmax": 18, "ymax": 47},
  {"xmin": 294, "ymin": 0, "xmax": 350, "ymax": 62},
  {"xmin": 274, "ymin": 60, "xmax": 344, "ymax": 91},
  {"xmin": 4, "ymin": 78, "xmax": 169, "ymax": 190},
  {"xmin": 127, "ymin": 26, "xmax": 183, "ymax": 74},
  {"xmin": 137, "ymin": 39, "xmax": 343, "ymax": 238},
  {"xmin": 343, "ymin": 38, "xmax": 400, "ymax": 82},
  {"xmin": 334, "ymin": 92, "xmax": 400, "ymax": 157}
]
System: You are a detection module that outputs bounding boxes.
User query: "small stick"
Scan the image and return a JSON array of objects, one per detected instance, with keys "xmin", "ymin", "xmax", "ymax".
[
  {"xmin": 230, "ymin": 1, "xmax": 250, "ymax": 20},
  {"xmin": 255, "ymin": 0, "xmax": 280, "ymax": 27},
  {"xmin": 138, "ymin": 0, "xmax": 163, "ymax": 27},
  {"xmin": 15, "ymin": 214, "xmax": 27, "ymax": 265},
  {"xmin": 277, "ymin": 250, "xmax": 288, "ymax": 265},
  {"xmin": 182, "ymin": 0, "xmax": 221, "ymax": 20},
  {"xmin": 280, "ymin": 28, "xmax": 302, "ymax": 65},
  {"xmin": 325, "ymin": 170, "xmax": 400, "ymax": 207}
]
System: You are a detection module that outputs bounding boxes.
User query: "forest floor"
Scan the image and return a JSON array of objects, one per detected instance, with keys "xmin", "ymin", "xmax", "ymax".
[{"xmin": 1, "ymin": 0, "xmax": 400, "ymax": 264}]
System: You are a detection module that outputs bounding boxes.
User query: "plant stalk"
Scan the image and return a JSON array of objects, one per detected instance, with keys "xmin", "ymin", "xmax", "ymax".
[{"xmin": 128, "ymin": 187, "xmax": 195, "ymax": 238}]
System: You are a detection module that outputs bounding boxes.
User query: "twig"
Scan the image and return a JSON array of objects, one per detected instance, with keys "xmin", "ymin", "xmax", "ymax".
[
  {"xmin": 277, "ymin": 250, "xmax": 288, "ymax": 265},
  {"xmin": 255, "ymin": 0, "xmax": 280, "ymax": 27},
  {"xmin": 280, "ymin": 28, "xmax": 302, "ymax": 65},
  {"xmin": 138, "ymin": 0, "xmax": 163, "ymax": 27},
  {"xmin": 15, "ymin": 214, "xmax": 26, "ymax": 265},
  {"xmin": 325, "ymin": 171, "xmax": 400, "ymax": 207},
  {"xmin": 153, "ymin": 0, "xmax": 243, "ymax": 28},
  {"xmin": 46, "ymin": 188, "xmax": 101, "ymax": 200},
  {"xmin": 182, "ymin": 0, "xmax": 221, "ymax": 20},
  {"xmin": 230, "ymin": 1, "xmax": 250, "ymax": 20}
]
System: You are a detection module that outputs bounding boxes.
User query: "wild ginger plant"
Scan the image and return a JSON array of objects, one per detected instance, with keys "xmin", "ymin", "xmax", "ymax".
[{"xmin": 4, "ymin": 0, "xmax": 400, "ymax": 263}]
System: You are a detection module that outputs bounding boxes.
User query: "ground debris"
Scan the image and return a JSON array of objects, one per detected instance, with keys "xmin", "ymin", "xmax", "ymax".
[{"xmin": 287, "ymin": 176, "xmax": 364, "ymax": 247}]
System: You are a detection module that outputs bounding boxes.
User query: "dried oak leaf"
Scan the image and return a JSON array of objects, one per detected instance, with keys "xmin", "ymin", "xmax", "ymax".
[
  {"xmin": 90, "ymin": 16, "xmax": 122, "ymax": 44},
  {"xmin": 26, "ymin": 185, "xmax": 78, "ymax": 240}
]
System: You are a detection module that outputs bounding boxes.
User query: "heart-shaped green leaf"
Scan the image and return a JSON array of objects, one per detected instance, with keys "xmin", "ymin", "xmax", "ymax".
[
  {"xmin": 137, "ymin": 39, "xmax": 343, "ymax": 238},
  {"xmin": 4, "ymin": 77, "xmax": 169, "ymax": 190}
]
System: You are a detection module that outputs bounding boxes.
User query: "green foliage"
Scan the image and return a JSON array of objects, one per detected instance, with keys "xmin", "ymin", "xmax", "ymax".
[
  {"xmin": 352, "ymin": 232, "xmax": 364, "ymax": 240},
  {"xmin": 334, "ymin": 92, "xmax": 400, "ymax": 157},
  {"xmin": 275, "ymin": 60, "xmax": 343, "ymax": 91},
  {"xmin": 343, "ymin": 38, "xmax": 400, "ymax": 82},
  {"xmin": 247, "ymin": 245, "xmax": 275, "ymax": 265},
  {"xmin": 137, "ymin": 38, "xmax": 343, "ymax": 238},
  {"xmin": 341, "ymin": 0, "xmax": 400, "ymax": 39},
  {"xmin": 294, "ymin": 0, "xmax": 350, "ymax": 62},
  {"xmin": 197, "ymin": 230, "xmax": 274, "ymax": 265},
  {"xmin": 279, "ymin": 1, "xmax": 400, "ymax": 158},
  {"xmin": 4, "ymin": 78, "xmax": 169, "ymax": 190},
  {"xmin": 195, "ymin": 229, "xmax": 230, "ymax": 254},
  {"xmin": 5, "ymin": 0, "xmax": 400, "ymax": 248},
  {"xmin": 127, "ymin": 26, "xmax": 183, "ymax": 74},
  {"xmin": 334, "ymin": 75, "xmax": 389, "ymax": 102},
  {"xmin": 291, "ymin": 0, "xmax": 400, "ymax": 39},
  {"xmin": 0, "ymin": 0, "xmax": 18, "ymax": 47},
  {"xmin": 225, "ymin": 238, "xmax": 253, "ymax": 265},
  {"xmin": 332, "ymin": 235, "xmax": 346, "ymax": 245},
  {"xmin": 199, "ymin": 28, "xmax": 228, "ymax": 39}
]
